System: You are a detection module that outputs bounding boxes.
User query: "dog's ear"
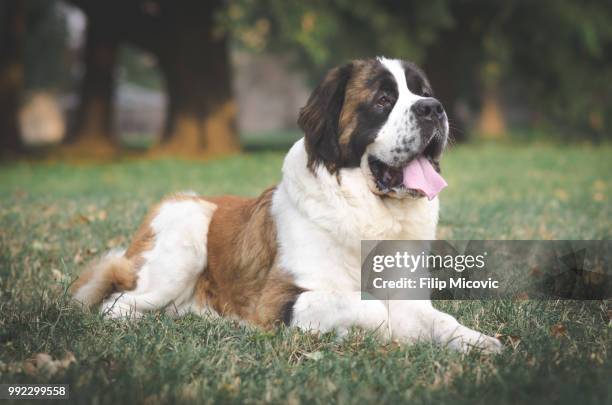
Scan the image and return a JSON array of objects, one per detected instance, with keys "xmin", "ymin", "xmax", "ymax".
[{"xmin": 298, "ymin": 63, "xmax": 353, "ymax": 173}]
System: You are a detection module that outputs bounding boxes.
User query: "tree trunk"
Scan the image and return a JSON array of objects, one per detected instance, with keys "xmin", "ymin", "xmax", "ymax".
[
  {"xmin": 423, "ymin": 2, "xmax": 508, "ymax": 142},
  {"xmin": 423, "ymin": 10, "xmax": 479, "ymax": 143},
  {"xmin": 64, "ymin": 8, "xmax": 118, "ymax": 157},
  {"xmin": 150, "ymin": 0, "xmax": 239, "ymax": 157},
  {"xmin": 68, "ymin": 0, "xmax": 239, "ymax": 158},
  {"xmin": 477, "ymin": 88, "xmax": 506, "ymax": 139},
  {"xmin": 0, "ymin": 0, "xmax": 25, "ymax": 156},
  {"xmin": 424, "ymin": 37, "xmax": 468, "ymax": 143}
]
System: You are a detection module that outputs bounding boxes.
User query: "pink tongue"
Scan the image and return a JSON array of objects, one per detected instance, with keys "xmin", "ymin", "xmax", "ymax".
[{"xmin": 402, "ymin": 157, "xmax": 447, "ymax": 200}]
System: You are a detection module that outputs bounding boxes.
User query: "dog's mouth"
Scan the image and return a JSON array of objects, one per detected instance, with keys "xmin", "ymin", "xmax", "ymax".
[{"xmin": 367, "ymin": 152, "xmax": 447, "ymax": 200}]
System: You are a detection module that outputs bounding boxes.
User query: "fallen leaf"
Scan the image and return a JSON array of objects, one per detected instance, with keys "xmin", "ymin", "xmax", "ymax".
[
  {"xmin": 23, "ymin": 360, "xmax": 37, "ymax": 376},
  {"xmin": 24, "ymin": 352, "xmax": 76, "ymax": 377},
  {"xmin": 303, "ymin": 351, "xmax": 323, "ymax": 361},
  {"xmin": 60, "ymin": 352, "xmax": 76, "ymax": 368},
  {"xmin": 529, "ymin": 266, "xmax": 542, "ymax": 277},
  {"xmin": 32, "ymin": 241, "xmax": 49, "ymax": 251},
  {"xmin": 75, "ymin": 214, "xmax": 91, "ymax": 224},
  {"xmin": 550, "ymin": 323, "xmax": 567, "ymax": 338},
  {"xmin": 73, "ymin": 251, "xmax": 83, "ymax": 264},
  {"xmin": 495, "ymin": 333, "xmax": 522, "ymax": 349},
  {"xmin": 590, "ymin": 352, "xmax": 604, "ymax": 365},
  {"xmin": 554, "ymin": 189, "xmax": 569, "ymax": 201},
  {"xmin": 106, "ymin": 236, "xmax": 124, "ymax": 249},
  {"xmin": 538, "ymin": 223, "xmax": 555, "ymax": 239},
  {"xmin": 51, "ymin": 269, "xmax": 66, "ymax": 282},
  {"xmin": 593, "ymin": 180, "xmax": 605, "ymax": 190},
  {"xmin": 515, "ymin": 292, "xmax": 529, "ymax": 301}
]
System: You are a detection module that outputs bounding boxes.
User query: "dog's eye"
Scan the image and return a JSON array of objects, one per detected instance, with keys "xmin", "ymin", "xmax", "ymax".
[
  {"xmin": 422, "ymin": 90, "xmax": 431, "ymax": 97},
  {"xmin": 376, "ymin": 95, "xmax": 391, "ymax": 107}
]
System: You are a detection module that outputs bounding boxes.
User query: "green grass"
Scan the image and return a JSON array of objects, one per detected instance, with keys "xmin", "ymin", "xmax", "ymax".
[{"xmin": 0, "ymin": 142, "xmax": 610, "ymax": 404}]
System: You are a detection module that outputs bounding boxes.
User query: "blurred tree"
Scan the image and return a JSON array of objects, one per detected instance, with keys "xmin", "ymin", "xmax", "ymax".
[
  {"xmin": 19, "ymin": 0, "xmax": 70, "ymax": 148},
  {"xmin": 498, "ymin": 0, "xmax": 612, "ymax": 140},
  {"xmin": 66, "ymin": 0, "xmax": 453, "ymax": 155},
  {"xmin": 0, "ymin": 0, "xmax": 25, "ymax": 155},
  {"xmin": 426, "ymin": 0, "xmax": 612, "ymax": 140},
  {"xmin": 227, "ymin": 0, "xmax": 612, "ymax": 141},
  {"xmin": 67, "ymin": 0, "xmax": 237, "ymax": 156},
  {"xmin": 419, "ymin": 1, "xmax": 513, "ymax": 140},
  {"xmin": 221, "ymin": 0, "xmax": 452, "ymax": 87},
  {"xmin": 23, "ymin": 0, "xmax": 68, "ymax": 92},
  {"xmin": 221, "ymin": 0, "xmax": 469, "ymax": 138},
  {"xmin": 63, "ymin": 1, "xmax": 118, "ymax": 156},
  {"xmin": 3, "ymin": 0, "xmax": 611, "ymax": 157}
]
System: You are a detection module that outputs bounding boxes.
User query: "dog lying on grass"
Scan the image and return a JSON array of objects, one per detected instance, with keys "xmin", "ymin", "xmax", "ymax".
[{"xmin": 71, "ymin": 57, "xmax": 502, "ymax": 353}]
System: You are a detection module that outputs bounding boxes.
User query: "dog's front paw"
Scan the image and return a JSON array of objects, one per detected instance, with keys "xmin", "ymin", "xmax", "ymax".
[
  {"xmin": 447, "ymin": 331, "xmax": 504, "ymax": 354},
  {"xmin": 471, "ymin": 334, "xmax": 503, "ymax": 354}
]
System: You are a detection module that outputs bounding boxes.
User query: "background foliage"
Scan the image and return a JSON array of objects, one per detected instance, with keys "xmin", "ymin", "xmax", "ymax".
[
  {"xmin": 223, "ymin": 0, "xmax": 612, "ymax": 139},
  {"xmin": 2, "ymin": 0, "xmax": 611, "ymax": 159}
]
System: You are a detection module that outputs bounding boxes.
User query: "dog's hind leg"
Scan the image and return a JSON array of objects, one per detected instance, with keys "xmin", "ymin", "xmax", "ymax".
[{"xmin": 99, "ymin": 195, "xmax": 217, "ymax": 318}]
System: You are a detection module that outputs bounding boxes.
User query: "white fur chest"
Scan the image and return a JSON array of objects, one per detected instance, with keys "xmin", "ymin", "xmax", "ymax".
[{"xmin": 271, "ymin": 140, "xmax": 439, "ymax": 291}]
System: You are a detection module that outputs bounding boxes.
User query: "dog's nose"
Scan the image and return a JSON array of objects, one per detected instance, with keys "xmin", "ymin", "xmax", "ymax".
[{"xmin": 412, "ymin": 98, "xmax": 445, "ymax": 121}]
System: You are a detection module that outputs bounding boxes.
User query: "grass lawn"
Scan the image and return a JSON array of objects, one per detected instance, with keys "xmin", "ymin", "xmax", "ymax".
[{"xmin": 0, "ymin": 141, "xmax": 610, "ymax": 404}]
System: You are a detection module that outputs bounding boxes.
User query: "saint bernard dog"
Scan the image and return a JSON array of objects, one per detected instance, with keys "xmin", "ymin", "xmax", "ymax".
[{"xmin": 71, "ymin": 57, "xmax": 502, "ymax": 353}]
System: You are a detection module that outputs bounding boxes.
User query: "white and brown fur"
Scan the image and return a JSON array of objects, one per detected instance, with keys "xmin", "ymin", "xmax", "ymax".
[{"xmin": 71, "ymin": 57, "xmax": 502, "ymax": 353}]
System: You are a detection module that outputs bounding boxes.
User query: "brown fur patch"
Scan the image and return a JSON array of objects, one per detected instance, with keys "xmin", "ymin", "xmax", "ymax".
[
  {"xmin": 299, "ymin": 59, "xmax": 389, "ymax": 173},
  {"xmin": 70, "ymin": 254, "xmax": 137, "ymax": 307},
  {"xmin": 195, "ymin": 187, "xmax": 305, "ymax": 327},
  {"xmin": 69, "ymin": 266, "xmax": 95, "ymax": 296},
  {"xmin": 299, "ymin": 64, "xmax": 353, "ymax": 173},
  {"xmin": 107, "ymin": 259, "xmax": 138, "ymax": 291},
  {"xmin": 124, "ymin": 204, "xmax": 157, "ymax": 270},
  {"xmin": 338, "ymin": 60, "xmax": 381, "ymax": 146},
  {"xmin": 72, "ymin": 190, "xmax": 303, "ymax": 324}
]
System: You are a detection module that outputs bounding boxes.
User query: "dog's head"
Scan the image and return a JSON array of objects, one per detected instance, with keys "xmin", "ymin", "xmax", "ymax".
[{"xmin": 298, "ymin": 57, "xmax": 448, "ymax": 199}]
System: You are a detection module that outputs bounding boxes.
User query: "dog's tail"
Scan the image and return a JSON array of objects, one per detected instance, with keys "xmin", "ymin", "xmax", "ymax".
[{"xmin": 69, "ymin": 248, "xmax": 137, "ymax": 307}]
